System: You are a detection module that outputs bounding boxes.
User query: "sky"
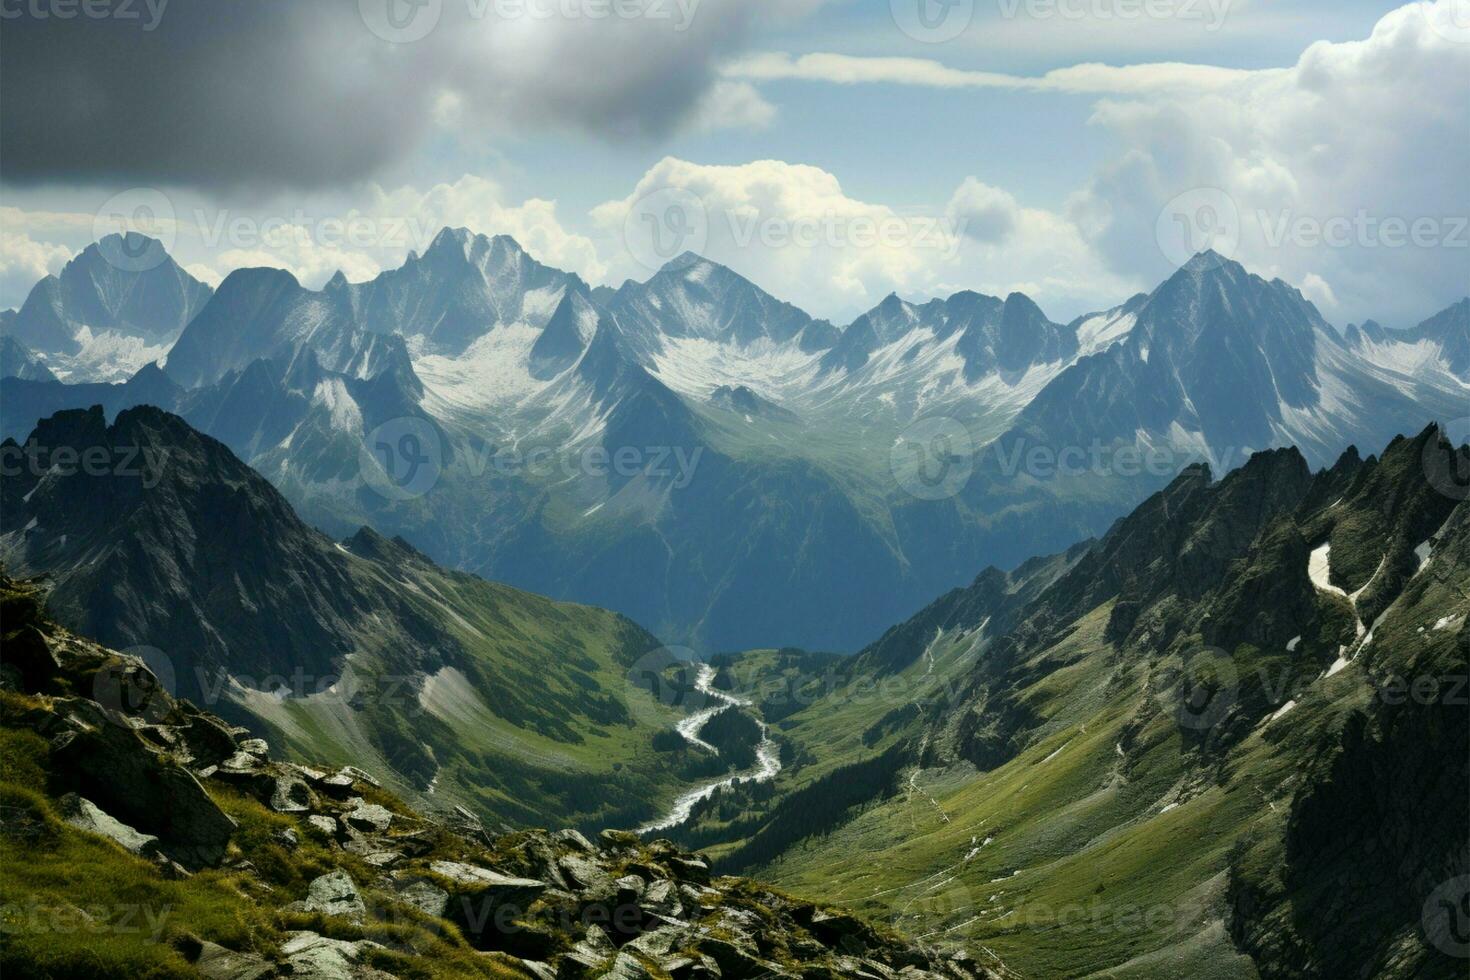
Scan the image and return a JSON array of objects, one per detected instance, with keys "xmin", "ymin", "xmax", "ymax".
[{"xmin": 1, "ymin": 0, "xmax": 1466, "ymax": 327}]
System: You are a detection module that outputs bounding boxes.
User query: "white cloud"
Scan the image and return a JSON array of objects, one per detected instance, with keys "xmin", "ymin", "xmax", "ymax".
[
  {"xmin": 692, "ymin": 81, "xmax": 778, "ymax": 132},
  {"xmin": 718, "ymin": 2, "xmax": 1469, "ymax": 325},
  {"xmin": 724, "ymin": 51, "xmax": 1273, "ymax": 95},
  {"xmin": 592, "ymin": 157, "xmax": 1132, "ymax": 322},
  {"xmin": 1299, "ymin": 272, "xmax": 1337, "ymax": 311},
  {"xmin": 1067, "ymin": 0, "xmax": 1470, "ymax": 324},
  {"xmin": 947, "ymin": 179, "xmax": 1020, "ymax": 244},
  {"xmin": 0, "ymin": 230, "xmax": 72, "ymax": 311},
  {"xmin": 183, "ymin": 264, "xmax": 224, "ymax": 289},
  {"xmin": 593, "ymin": 157, "xmax": 945, "ymax": 314}
]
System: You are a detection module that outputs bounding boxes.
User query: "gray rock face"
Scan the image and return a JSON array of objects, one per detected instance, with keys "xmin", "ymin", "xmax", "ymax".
[
  {"xmin": 192, "ymin": 940, "xmax": 275, "ymax": 980},
  {"xmin": 393, "ymin": 878, "xmax": 450, "ymax": 919},
  {"xmin": 57, "ymin": 793, "xmax": 160, "ymax": 857},
  {"xmin": 279, "ymin": 931, "xmax": 385, "ymax": 980},
  {"xmin": 343, "ymin": 800, "xmax": 392, "ymax": 833},
  {"xmin": 269, "ymin": 776, "xmax": 316, "ymax": 813},
  {"xmin": 604, "ymin": 951, "xmax": 657, "ymax": 980},
  {"xmin": 48, "ymin": 700, "xmax": 237, "ymax": 868},
  {"xmin": 300, "ymin": 870, "xmax": 366, "ymax": 923},
  {"xmin": 0, "ymin": 335, "xmax": 57, "ymax": 382},
  {"xmin": 307, "ymin": 814, "xmax": 339, "ymax": 838}
]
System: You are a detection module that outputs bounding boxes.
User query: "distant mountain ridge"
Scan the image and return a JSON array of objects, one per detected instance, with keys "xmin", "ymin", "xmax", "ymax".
[
  {"xmin": 0, "ymin": 233, "xmax": 212, "ymax": 383},
  {"xmin": 0, "ymin": 405, "xmax": 743, "ymax": 832},
  {"xmin": 2, "ymin": 230, "xmax": 1464, "ymax": 655}
]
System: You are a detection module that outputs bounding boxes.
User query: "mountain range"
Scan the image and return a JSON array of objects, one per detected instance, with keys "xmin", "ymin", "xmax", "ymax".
[
  {"xmin": 0, "ymin": 405, "xmax": 761, "ymax": 834},
  {"xmin": 4, "ymin": 400, "xmax": 1462, "ymax": 979},
  {"xmin": 3, "ymin": 230, "xmax": 1465, "ymax": 655},
  {"xmin": 668, "ymin": 425, "xmax": 1470, "ymax": 980}
]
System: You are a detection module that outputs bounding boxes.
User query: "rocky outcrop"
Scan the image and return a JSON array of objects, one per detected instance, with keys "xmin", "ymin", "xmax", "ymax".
[{"xmin": 0, "ymin": 575, "xmax": 1007, "ymax": 979}]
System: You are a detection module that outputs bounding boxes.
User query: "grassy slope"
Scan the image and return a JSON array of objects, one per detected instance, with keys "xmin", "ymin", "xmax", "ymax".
[
  {"xmin": 0, "ymin": 714, "xmax": 528, "ymax": 980},
  {"xmin": 694, "ymin": 529, "xmax": 1467, "ymax": 978},
  {"xmin": 229, "ymin": 555, "xmax": 703, "ymax": 834}
]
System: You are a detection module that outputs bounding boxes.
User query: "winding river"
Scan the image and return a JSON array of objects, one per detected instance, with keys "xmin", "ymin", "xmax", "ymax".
[{"xmin": 639, "ymin": 664, "xmax": 782, "ymax": 834}]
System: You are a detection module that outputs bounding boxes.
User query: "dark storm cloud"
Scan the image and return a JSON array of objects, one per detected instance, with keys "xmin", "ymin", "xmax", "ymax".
[
  {"xmin": 0, "ymin": 0, "xmax": 773, "ymax": 191},
  {"xmin": 0, "ymin": 2, "xmax": 441, "ymax": 189}
]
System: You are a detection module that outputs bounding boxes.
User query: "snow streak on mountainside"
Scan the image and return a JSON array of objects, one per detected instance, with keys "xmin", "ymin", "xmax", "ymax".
[{"xmin": 1343, "ymin": 298, "xmax": 1470, "ymax": 385}]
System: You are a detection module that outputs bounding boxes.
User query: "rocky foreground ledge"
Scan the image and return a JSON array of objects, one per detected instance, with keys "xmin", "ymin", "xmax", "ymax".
[{"xmin": 0, "ymin": 575, "xmax": 1005, "ymax": 980}]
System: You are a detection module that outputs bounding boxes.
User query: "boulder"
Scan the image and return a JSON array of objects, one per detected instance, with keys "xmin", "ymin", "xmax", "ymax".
[
  {"xmin": 306, "ymin": 814, "xmax": 339, "ymax": 839},
  {"xmin": 429, "ymin": 860, "xmax": 549, "ymax": 909},
  {"xmin": 279, "ymin": 931, "xmax": 386, "ymax": 980},
  {"xmin": 599, "ymin": 828, "xmax": 641, "ymax": 850},
  {"xmin": 343, "ymin": 800, "xmax": 393, "ymax": 833},
  {"xmin": 179, "ymin": 714, "xmax": 240, "ymax": 768},
  {"xmin": 297, "ymin": 870, "xmax": 366, "ymax": 922},
  {"xmin": 558, "ymin": 944, "xmax": 608, "ymax": 976},
  {"xmin": 218, "ymin": 751, "xmax": 261, "ymax": 772},
  {"xmin": 320, "ymin": 771, "xmax": 356, "ymax": 795},
  {"xmin": 393, "ymin": 877, "xmax": 450, "ymax": 919},
  {"xmin": 48, "ymin": 721, "xmax": 237, "ymax": 868},
  {"xmin": 430, "ymin": 860, "xmax": 551, "ymax": 948},
  {"xmin": 321, "ymin": 766, "xmax": 381, "ymax": 796},
  {"xmin": 343, "ymin": 837, "xmax": 401, "ymax": 867},
  {"xmin": 238, "ymin": 738, "xmax": 269, "ymax": 756},
  {"xmin": 701, "ymin": 935, "xmax": 770, "ymax": 978},
  {"xmin": 57, "ymin": 793, "xmax": 160, "ymax": 858},
  {"xmin": 553, "ymin": 828, "xmax": 594, "ymax": 852},
  {"xmin": 640, "ymin": 879, "xmax": 682, "ymax": 917},
  {"xmin": 605, "ymin": 952, "xmax": 657, "ymax": 980},
  {"xmin": 557, "ymin": 853, "xmax": 617, "ymax": 903},
  {"xmin": 1, "ymin": 625, "xmax": 64, "ymax": 691},
  {"xmin": 668, "ymin": 855, "xmax": 711, "ymax": 884},
  {"xmin": 624, "ymin": 923, "xmax": 691, "ymax": 958},
  {"xmin": 269, "ymin": 776, "xmax": 316, "ymax": 814},
  {"xmin": 192, "ymin": 940, "xmax": 275, "ymax": 980},
  {"xmin": 517, "ymin": 959, "xmax": 557, "ymax": 980}
]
